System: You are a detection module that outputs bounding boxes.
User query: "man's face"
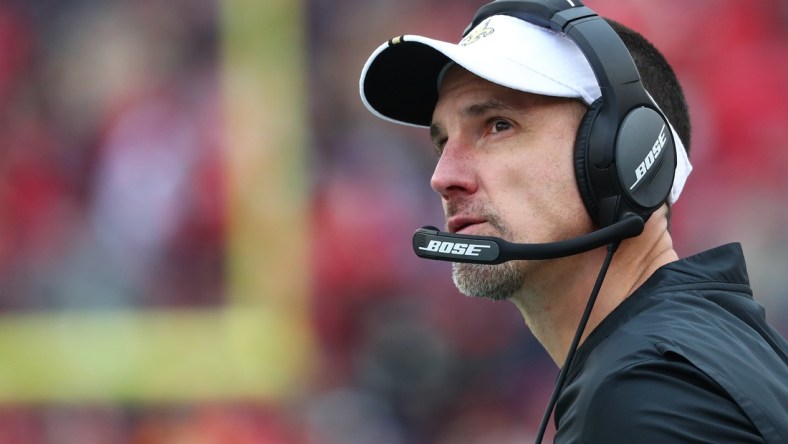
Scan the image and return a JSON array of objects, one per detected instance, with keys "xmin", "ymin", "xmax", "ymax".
[{"xmin": 429, "ymin": 66, "xmax": 592, "ymax": 300}]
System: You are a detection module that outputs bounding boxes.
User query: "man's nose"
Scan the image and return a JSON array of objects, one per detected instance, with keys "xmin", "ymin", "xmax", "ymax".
[{"xmin": 430, "ymin": 142, "xmax": 478, "ymax": 200}]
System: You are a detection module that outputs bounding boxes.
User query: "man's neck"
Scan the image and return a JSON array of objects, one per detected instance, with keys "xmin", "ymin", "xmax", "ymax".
[{"xmin": 509, "ymin": 209, "xmax": 678, "ymax": 366}]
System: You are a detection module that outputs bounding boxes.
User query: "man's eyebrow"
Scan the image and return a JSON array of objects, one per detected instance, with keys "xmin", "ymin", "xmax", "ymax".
[{"xmin": 462, "ymin": 99, "xmax": 514, "ymax": 117}]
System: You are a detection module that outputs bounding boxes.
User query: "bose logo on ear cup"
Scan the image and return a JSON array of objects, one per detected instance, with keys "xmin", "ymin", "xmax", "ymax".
[{"xmin": 630, "ymin": 124, "xmax": 668, "ymax": 190}]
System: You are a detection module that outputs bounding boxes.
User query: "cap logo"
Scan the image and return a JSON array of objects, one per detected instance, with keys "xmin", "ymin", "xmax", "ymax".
[{"xmin": 460, "ymin": 19, "xmax": 494, "ymax": 46}]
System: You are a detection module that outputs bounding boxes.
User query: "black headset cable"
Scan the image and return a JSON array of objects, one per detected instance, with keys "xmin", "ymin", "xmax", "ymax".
[{"xmin": 533, "ymin": 241, "xmax": 621, "ymax": 444}]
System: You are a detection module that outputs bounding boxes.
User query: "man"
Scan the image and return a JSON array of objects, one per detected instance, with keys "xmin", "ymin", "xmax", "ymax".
[{"xmin": 359, "ymin": 1, "xmax": 788, "ymax": 442}]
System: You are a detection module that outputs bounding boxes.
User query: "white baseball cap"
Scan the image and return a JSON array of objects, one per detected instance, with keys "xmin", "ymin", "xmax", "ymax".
[{"xmin": 359, "ymin": 14, "xmax": 692, "ymax": 204}]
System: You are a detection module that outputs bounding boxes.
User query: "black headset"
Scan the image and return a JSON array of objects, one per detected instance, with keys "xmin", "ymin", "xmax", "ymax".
[{"xmin": 463, "ymin": 0, "xmax": 677, "ymax": 229}]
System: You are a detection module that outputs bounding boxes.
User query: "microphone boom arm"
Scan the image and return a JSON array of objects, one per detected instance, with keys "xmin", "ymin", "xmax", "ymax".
[{"xmin": 412, "ymin": 214, "xmax": 644, "ymax": 263}]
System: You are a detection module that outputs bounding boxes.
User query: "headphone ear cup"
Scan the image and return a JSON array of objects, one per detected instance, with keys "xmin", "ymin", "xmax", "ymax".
[
  {"xmin": 614, "ymin": 107, "xmax": 677, "ymax": 216},
  {"xmin": 574, "ymin": 99, "xmax": 604, "ymax": 224}
]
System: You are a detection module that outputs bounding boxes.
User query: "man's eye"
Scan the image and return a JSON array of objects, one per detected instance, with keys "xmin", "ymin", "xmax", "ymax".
[
  {"xmin": 490, "ymin": 119, "xmax": 511, "ymax": 134},
  {"xmin": 433, "ymin": 138, "xmax": 447, "ymax": 157}
]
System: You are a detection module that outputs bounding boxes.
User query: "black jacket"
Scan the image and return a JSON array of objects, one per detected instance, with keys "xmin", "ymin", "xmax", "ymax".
[{"xmin": 555, "ymin": 243, "xmax": 788, "ymax": 443}]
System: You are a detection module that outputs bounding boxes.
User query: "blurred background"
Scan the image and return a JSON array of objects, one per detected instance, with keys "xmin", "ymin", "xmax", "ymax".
[{"xmin": 0, "ymin": 0, "xmax": 785, "ymax": 442}]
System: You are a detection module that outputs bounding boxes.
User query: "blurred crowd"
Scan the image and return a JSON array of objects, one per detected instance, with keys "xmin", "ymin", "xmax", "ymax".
[
  {"xmin": 0, "ymin": 0, "xmax": 786, "ymax": 442},
  {"xmin": 0, "ymin": 0, "xmax": 223, "ymax": 311}
]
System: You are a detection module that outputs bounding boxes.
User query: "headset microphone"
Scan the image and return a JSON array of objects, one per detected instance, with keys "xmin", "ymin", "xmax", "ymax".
[{"xmin": 412, "ymin": 214, "xmax": 644, "ymax": 264}]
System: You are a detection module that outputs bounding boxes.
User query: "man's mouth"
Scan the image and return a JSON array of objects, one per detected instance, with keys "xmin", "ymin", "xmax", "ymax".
[{"xmin": 447, "ymin": 216, "xmax": 488, "ymax": 234}]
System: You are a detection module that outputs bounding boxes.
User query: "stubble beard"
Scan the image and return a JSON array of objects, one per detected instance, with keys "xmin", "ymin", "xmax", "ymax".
[
  {"xmin": 452, "ymin": 261, "xmax": 525, "ymax": 301},
  {"xmin": 447, "ymin": 202, "xmax": 526, "ymax": 301}
]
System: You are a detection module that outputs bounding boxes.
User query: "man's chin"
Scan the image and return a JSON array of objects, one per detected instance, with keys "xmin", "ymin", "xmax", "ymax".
[{"xmin": 451, "ymin": 261, "xmax": 524, "ymax": 301}]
